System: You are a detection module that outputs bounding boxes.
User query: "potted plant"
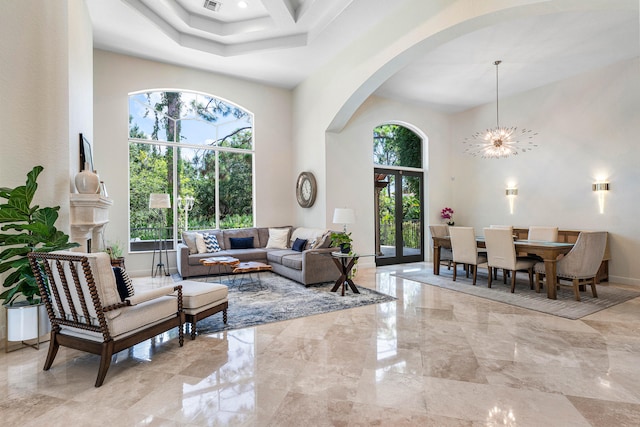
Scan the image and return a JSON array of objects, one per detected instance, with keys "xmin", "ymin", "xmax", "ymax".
[
  {"xmin": 105, "ymin": 241, "xmax": 125, "ymax": 269},
  {"xmin": 0, "ymin": 166, "xmax": 79, "ymax": 346},
  {"xmin": 330, "ymin": 231, "xmax": 352, "ymax": 254}
]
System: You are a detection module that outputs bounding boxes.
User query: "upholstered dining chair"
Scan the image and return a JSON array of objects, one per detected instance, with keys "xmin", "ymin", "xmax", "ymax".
[
  {"xmin": 449, "ymin": 226, "xmax": 487, "ymax": 286},
  {"xmin": 528, "ymin": 226, "xmax": 559, "ymax": 242},
  {"xmin": 533, "ymin": 231, "xmax": 607, "ymax": 301},
  {"xmin": 429, "ymin": 224, "xmax": 452, "ymax": 271},
  {"xmin": 489, "ymin": 225, "xmax": 513, "ymax": 230},
  {"xmin": 483, "ymin": 228, "xmax": 536, "ymax": 292}
]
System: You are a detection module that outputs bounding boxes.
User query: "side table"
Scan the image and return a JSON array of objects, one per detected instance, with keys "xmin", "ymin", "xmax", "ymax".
[{"xmin": 330, "ymin": 252, "xmax": 370, "ymax": 296}]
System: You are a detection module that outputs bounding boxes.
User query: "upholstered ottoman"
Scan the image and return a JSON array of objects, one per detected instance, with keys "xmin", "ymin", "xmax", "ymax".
[{"xmin": 177, "ymin": 280, "xmax": 228, "ymax": 339}]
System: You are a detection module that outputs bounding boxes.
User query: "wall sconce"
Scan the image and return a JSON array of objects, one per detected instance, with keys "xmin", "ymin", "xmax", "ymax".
[
  {"xmin": 592, "ymin": 182, "xmax": 610, "ymax": 214},
  {"xmin": 505, "ymin": 187, "xmax": 518, "ymax": 214}
]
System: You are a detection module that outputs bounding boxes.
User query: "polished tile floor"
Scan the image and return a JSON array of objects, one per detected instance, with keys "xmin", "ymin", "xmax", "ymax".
[{"xmin": 2, "ymin": 263, "xmax": 640, "ymax": 426}]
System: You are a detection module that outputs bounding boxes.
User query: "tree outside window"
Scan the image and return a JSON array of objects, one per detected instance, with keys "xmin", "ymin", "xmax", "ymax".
[{"xmin": 128, "ymin": 91, "xmax": 254, "ymax": 252}]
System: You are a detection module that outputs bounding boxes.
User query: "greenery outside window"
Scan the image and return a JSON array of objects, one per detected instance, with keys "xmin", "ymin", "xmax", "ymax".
[{"xmin": 128, "ymin": 90, "xmax": 254, "ymax": 252}]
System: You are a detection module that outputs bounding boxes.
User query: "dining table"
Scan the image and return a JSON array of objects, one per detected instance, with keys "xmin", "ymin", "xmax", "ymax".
[{"xmin": 432, "ymin": 236, "xmax": 574, "ymax": 299}]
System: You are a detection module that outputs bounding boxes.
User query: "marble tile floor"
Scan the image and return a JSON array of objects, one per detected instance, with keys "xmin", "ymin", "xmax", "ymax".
[{"xmin": 2, "ymin": 262, "xmax": 640, "ymax": 426}]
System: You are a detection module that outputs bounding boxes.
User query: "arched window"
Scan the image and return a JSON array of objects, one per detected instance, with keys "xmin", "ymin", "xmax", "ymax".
[
  {"xmin": 373, "ymin": 124, "xmax": 422, "ymax": 168},
  {"xmin": 128, "ymin": 90, "xmax": 254, "ymax": 252}
]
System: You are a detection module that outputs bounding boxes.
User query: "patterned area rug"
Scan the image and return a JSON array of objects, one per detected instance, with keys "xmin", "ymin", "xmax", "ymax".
[
  {"xmin": 174, "ymin": 273, "xmax": 396, "ymax": 334},
  {"xmin": 392, "ymin": 267, "xmax": 639, "ymax": 319}
]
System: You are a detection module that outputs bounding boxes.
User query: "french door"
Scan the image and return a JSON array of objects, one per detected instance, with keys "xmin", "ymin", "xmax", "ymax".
[{"xmin": 375, "ymin": 168, "xmax": 424, "ymax": 266}]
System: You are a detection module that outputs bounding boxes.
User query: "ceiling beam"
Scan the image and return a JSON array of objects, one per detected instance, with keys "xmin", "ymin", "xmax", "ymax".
[{"xmin": 261, "ymin": 0, "xmax": 296, "ymax": 25}]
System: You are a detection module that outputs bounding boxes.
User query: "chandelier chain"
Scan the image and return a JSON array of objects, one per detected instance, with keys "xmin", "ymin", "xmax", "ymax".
[{"xmin": 495, "ymin": 60, "xmax": 501, "ymax": 128}]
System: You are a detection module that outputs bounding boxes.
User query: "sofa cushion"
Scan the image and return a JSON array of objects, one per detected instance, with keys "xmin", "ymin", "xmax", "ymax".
[
  {"xmin": 266, "ymin": 249, "xmax": 297, "ymax": 264},
  {"xmin": 189, "ymin": 249, "xmax": 268, "ymax": 265},
  {"xmin": 290, "ymin": 227, "xmax": 328, "ymax": 250},
  {"xmin": 195, "ymin": 232, "xmax": 208, "ymax": 253},
  {"xmin": 182, "ymin": 231, "xmax": 199, "ymax": 254},
  {"xmin": 313, "ymin": 230, "xmax": 333, "ymax": 249},
  {"xmin": 203, "ymin": 234, "xmax": 221, "ymax": 252},
  {"xmin": 266, "ymin": 227, "xmax": 290, "ymax": 249},
  {"xmin": 282, "ymin": 254, "xmax": 303, "ymax": 270},
  {"xmin": 230, "ymin": 236, "xmax": 254, "ymax": 249},
  {"xmin": 223, "ymin": 228, "xmax": 259, "ymax": 249},
  {"xmin": 292, "ymin": 238, "xmax": 307, "ymax": 252}
]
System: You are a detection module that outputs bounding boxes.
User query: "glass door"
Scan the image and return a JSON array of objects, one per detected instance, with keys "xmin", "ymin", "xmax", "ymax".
[{"xmin": 375, "ymin": 168, "xmax": 424, "ymax": 266}]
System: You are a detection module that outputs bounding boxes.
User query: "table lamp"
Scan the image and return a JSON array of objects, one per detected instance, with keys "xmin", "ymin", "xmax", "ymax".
[{"xmin": 333, "ymin": 208, "xmax": 355, "ymax": 233}]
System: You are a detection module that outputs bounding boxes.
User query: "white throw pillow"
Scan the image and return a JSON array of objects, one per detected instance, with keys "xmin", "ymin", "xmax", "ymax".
[
  {"xmin": 195, "ymin": 233, "xmax": 208, "ymax": 254},
  {"xmin": 182, "ymin": 231, "xmax": 198, "ymax": 254},
  {"xmin": 266, "ymin": 228, "xmax": 290, "ymax": 249}
]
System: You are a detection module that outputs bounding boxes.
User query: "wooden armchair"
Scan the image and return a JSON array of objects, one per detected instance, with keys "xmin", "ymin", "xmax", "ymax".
[{"xmin": 28, "ymin": 251, "xmax": 185, "ymax": 387}]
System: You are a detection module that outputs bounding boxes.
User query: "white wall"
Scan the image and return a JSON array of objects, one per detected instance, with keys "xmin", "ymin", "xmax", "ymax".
[
  {"xmin": 450, "ymin": 58, "xmax": 640, "ymax": 285},
  {"xmin": 93, "ymin": 50, "xmax": 293, "ymax": 276},
  {"xmin": 0, "ymin": 0, "xmax": 93, "ymax": 346},
  {"xmin": 327, "ymin": 96, "xmax": 451, "ymax": 268}
]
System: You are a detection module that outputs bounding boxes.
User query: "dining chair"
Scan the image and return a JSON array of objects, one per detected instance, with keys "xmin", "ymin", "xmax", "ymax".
[
  {"xmin": 534, "ymin": 231, "xmax": 607, "ymax": 301},
  {"xmin": 488, "ymin": 225, "xmax": 513, "ymax": 278},
  {"xmin": 430, "ymin": 224, "xmax": 452, "ymax": 271},
  {"xmin": 449, "ymin": 227, "xmax": 487, "ymax": 286},
  {"xmin": 483, "ymin": 228, "xmax": 536, "ymax": 292},
  {"xmin": 489, "ymin": 225, "xmax": 513, "ymax": 230},
  {"xmin": 528, "ymin": 226, "xmax": 558, "ymax": 242}
]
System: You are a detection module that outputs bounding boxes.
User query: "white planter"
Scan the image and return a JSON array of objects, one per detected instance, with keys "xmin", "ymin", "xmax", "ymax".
[{"xmin": 4, "ymin": 302, "xmax": 50, "ymax": 347}]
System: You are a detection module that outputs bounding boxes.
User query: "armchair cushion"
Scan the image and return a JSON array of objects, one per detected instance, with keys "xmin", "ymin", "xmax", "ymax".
[
  {"xmin": 126, "ymin": 285, "xmax": 179, "ymax": 306},
  {"xmin": 113, "ymin": 267, "xmax": 135, "ymax": 301}
]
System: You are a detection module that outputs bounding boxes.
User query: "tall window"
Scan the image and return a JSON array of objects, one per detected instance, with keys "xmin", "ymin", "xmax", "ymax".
[{"xmin": 128, "ymin": 90, "xmax": 254, "ymax": 252}]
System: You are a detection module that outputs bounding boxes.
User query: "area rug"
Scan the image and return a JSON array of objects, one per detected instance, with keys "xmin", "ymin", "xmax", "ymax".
[
  {"xmin": 173, "ymin": 273, "xmax": 396, "ymax": 334},
  {"xmin": 391, "ymin": 267, "xmax": 639, "ymax": 320}
]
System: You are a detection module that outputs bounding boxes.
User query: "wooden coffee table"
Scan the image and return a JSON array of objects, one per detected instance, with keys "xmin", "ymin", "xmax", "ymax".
[
  {"xmin": 199, "ymin": 256, "xmax": 240, "ymax": 282},
  {"xmin": 232, "ymin": 261, "xmax": 273, "ymax": 290}
]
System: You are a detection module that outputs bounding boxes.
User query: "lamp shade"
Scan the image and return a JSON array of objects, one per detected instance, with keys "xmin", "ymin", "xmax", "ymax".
[
  {"xmin": 149, "ymin": 193, "xmax": 171, "ymax": 209},
  {"xmin": 333, "ymin": 208, "xmax": 355, "ymax": 224}
]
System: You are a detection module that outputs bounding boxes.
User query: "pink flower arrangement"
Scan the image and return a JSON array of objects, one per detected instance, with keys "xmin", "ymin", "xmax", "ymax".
[
  {"xmin": 441, "ymin": 207, "xmax": 454, "ymax": 225},
  {"xmin": 441, "ymin": 207, "xmax": 454, "ymax": 220}
]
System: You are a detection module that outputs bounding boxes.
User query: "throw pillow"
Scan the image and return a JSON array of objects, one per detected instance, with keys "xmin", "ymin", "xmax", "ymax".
[
  {"xmin": 292, "ymin": 237, "xmax": 307, "ymax": 252},
  {"xmin": 203, "ymin": 233, "xmax": 221, "ymax": 252},
  {"xmin": 313, "ymin": 230, "xmax": 333, "ymax": 249},
  {"xmin": 112, "ymin": 267, "xmax": 135, "ymax": 301},
  {"xmin": 195, "ymin": 233, "xmax": 208, "ymax": 254},
  {"xmin": 266, "ymin": 227, "xmax": 289, "ymax": 249},
  {"xmin": 230, "ymin": 236, "xmax": 254, "ymax": 249},
  {"xmin": 182, "ymin": 231, "xmax": 198, "ymax": 254}
]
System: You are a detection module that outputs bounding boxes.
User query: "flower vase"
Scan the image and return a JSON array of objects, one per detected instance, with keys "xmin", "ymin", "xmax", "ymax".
[{"xmin": 75, "ymin": 163, "xmax": 100, "ymax": 194}]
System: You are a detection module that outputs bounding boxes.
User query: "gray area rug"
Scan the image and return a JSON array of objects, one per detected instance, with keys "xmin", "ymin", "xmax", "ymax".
[
  {"xmin": 392, "ymin": 267, "xmax": 639, "ymax": 320},
  {"xmin": 174, "ymin": 273, "xmax": 396, "ymax": 334}
]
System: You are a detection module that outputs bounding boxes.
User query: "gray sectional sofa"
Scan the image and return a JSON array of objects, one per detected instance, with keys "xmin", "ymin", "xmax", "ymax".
[{"xmin": 176, "ymin": 226, "xmax": 340, "ymax": 286}]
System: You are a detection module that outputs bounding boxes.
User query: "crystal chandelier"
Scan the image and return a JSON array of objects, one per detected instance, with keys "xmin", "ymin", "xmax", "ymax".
[{"xmin": 463, "ymin": 60, "xmax": 538, "ymax": 159}]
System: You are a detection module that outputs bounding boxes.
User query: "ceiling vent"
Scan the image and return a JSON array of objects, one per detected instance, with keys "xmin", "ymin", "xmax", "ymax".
[{"xmin": 203, "ymin": 0, "xmax": 223, "ymax": 12}]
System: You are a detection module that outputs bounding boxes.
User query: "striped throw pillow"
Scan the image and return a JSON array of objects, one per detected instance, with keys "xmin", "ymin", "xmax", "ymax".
[{"xmin": 203, "ymin": 233, "xmax": 221, "ymax": 252}]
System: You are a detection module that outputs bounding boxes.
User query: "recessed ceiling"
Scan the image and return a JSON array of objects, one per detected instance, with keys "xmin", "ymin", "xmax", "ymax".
[{"xmin": 87, "ymin": 0, "xmax": 640, "ymax": 113}]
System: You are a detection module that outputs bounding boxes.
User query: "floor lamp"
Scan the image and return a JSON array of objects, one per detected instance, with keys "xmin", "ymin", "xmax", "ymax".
[{"xmin": 149, "ymin": 193, "xmax": 171, "ymax": 277}]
